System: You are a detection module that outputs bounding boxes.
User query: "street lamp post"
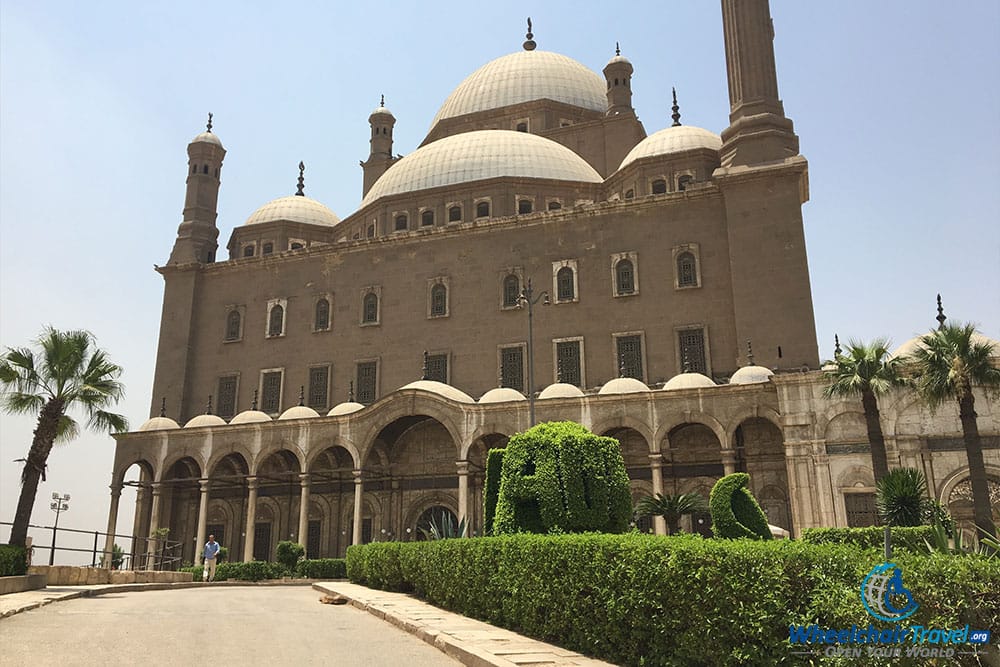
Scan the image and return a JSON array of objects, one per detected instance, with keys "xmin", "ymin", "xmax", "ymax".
[
  {"xmin": 517, "ymin": 278, "xmax": 549, "ymax": 426},
  {"xmin": 49, "ymin": 492, "xmax": 70, "ymax": 566}
]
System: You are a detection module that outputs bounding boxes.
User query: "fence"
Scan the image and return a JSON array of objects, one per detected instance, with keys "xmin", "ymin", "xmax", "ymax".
[{"xmin": 0, "ymin": 521, "xmax": 183, "ymax": 570}]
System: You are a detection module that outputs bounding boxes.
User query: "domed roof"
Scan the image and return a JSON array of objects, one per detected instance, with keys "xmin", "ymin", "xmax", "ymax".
[
  {"xmin": 192, "ymin": 131, "xmax": 223, "ymax": 147},
  {"xmin": 890, "ymin": 332, "xmax": 999, "ymax": 359},
  {"xmin": 245, "ymin": 195, "xmax": 340, "ymax": 227},
  {"xmin": 538, "ymin": 382, "xmax": 585, "ymax": 399},
  {"xmin": 138, "ymin": 416, "xmax": 180, "ymax": 432},
  {"xmin": 430, "ymin": 50, "xmax": 606, "ymax": 129},
  {"xmin": 229, "ymin": 410, "xmax": 272, "ymax": 425},
  {"xmin": 184, "ymin": 414, "xmax": 227, "ymax": 428},
  {"xmin": 328, "ymin": 402, "xmax": 365, "ymax": 416},
  {"xmin": 278, "ymin": 405, "xmax": 320, "ymax": 420},
  {"xmin": 662, "ymin": 372, "xmax": 716, "ymax": 391},
  {"xmin": 598, "ymin": 377, "xmax": 650, "ymax": 395},
  {"xmin": 617, "ymin": 125, "xmax": 722, "ymax": 172},
  {"xmin": 362, "ymin": 130, "xmax": 602, "ymax": 207},
  {"xmin": 371, "ymin": 103, "xmax": 394, "ymax": 118},
  {"xmin": 479, "ymin": 387, "xmax": 527, "ymax": 403},
  {"xmin": 399, "ymin": 380, "xmax": 475, "ymax": 403},
  {"xmin": 729, "ymin": 365, "xmax": 775, "ymax": 385}
]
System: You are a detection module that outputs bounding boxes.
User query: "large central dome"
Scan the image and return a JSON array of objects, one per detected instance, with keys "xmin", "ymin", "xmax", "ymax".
[
  {"xmin": 430, "ymin": 50, "xmax": 606, "ymax": 130},
  {"xmin": 361, "ymin": 130, "xmax": 603, "ymax": 207}
]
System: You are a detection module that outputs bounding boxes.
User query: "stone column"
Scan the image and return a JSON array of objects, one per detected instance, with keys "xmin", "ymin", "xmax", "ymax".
[
  {"xmin": 297, "ymin": 473, "xmax": 311, "ymax": 551},
  {"xmin": 146, "ymin": 482, "xmax": 163, "ymax": 569},
  {"xmin": 196, "ymin": 479, "xmax": 210, "ymax": 564},
  {"xmin": 648, "ymin": 454, "xmax": 666, "ymax": 536},
  {"xmin": 131, "ymin": 484, "xmax": 148, "ymax": 568},
  {"xmin": 103, "ymin": 481, "xmax": 123, "ymax": 567},
  {"xmin": 721, "ymin": 449, "xmax": 738, "ymax": 476},
  {"xmin": 456, "ymin": 461, "xmax": 470, "ymax": 532},
  {"xmin": 244, "ymin": 477, "xmax": 258, "ymax": 562},
  {"xmin": 352, "ymin": 469, "xmax": 364, "ymax": 546}
]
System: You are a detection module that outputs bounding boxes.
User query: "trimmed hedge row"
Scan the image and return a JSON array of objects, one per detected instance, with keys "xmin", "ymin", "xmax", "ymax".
[
  {"xmin": 346, "ymin": 534, "xmax": 1000, "ymax": 667},
  {"xmin": 801, "ymin": 526, "xmax": 935, "ymax": 552},
  {"xmin": 0, "ymin": 545, "xmax": 28, "ymax": 576},
  {"xmin": 295, "ymin": 558, "xmax": 347, "ymax": 579},
  {"xmin": 181, "ymin": 558, "xmax": 347, "ymax": 581},
  {"xmin": 483, "ymin": 448, "xmax": 504, "ymax": 535}
]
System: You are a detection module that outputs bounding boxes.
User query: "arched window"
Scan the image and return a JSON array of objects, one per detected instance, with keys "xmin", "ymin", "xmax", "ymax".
[
  {"xmin": 314, "ymin": 298, "xmax": 330, "ymax": 330},
  {"xmin": 517, "ymin": 199, "xmax": 533, "ymax": 214},
  {"xmin": 615, "ymin": 259, "xmax": 635, "ymax": 294},
  {"xmin": 515, "ymin": 122, "xmax": 528, "ymax": 133},
  {"xmin": 677, "ymin": 252, "xmax": 697, "ymax": 287},
  {"xmin": 421, "ymin": 210, "xmax": 435, "ymax": 227},
  {"xmin": 394, "ymin": 214, "xmax": 408, "ymax": 231},
  {"xmin": 225, "ymin": 310, "xmax": 241, "ymax": 341},
  {"xmin": 262, "ymin": 242, "xmax": 274, "ymax": 255},
  {"xmin": 430, "ymin": 284, "xmax": 447, "ymax": 317},
  {"xmin": 502, "ymin": 274, "xmax": 520, "ymax": 308},
  {"xmin": 191, "ymin": 164, "xmax": 197, "ymax": 174},
  {"xmin": 366, "ymin": 224, "xmax": 375, "ymax": 238},
  {"xmin": 677, "ymin": 174, "xmax": 693, "ymax": 191},
  {"xmin": 290, "ymin": 242, "xmax": 304, "ymax": 250},
  {"xmin": 202, "ymin": 164, "xmax": 209, "ymax": 175},
  {"xmin": 362, "ymin": 292, "xmax": 379, "ymax": 324},
  {"xmin": 651, "ymin": 179, "xmax": 667, "ymax": 194},
  {"xmin": 547, "ymin": 201, "xmax": 562, "ymax": 211},
  {"xmin": 242, "ymin": 245, "xmax": 255, "ymax": 258},
  {"xmin": 476, "ymin": 201, "xmax": 490, "ymax": 218},
  {"xmin": 268, "ymin": 305, "xmax": 284, "ymax": 337},
  {"xmin": 448, "ymin": 206, "xmax": 462, "ymax": 222},
  {"xmin": 556, "ymin": 267, "xmax": 575, "ymax": 301},
  {"xmin": 624, "ymin": 189, "xmax": 635, "ymax": 200}
]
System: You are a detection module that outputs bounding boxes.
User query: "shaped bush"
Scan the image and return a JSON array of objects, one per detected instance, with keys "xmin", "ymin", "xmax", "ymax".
[
  {"xmin": 275, "ymin": 540, "xmax": 305, "ymax": 570},
  {"xmin": 493, "ymin": 421, "xmax": 631, "ymax": 534},
  {"xmin": 483, "ymin": 448, "xmax": 504, "ymax": 535},
  {"xmin": 710, "ymin": 472, "xmax": 772, "ymax": 540}
]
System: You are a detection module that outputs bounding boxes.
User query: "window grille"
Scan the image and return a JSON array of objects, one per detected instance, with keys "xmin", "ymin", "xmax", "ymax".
[
  {"xmin": 651, "ymin": 179, "xmax": 667, "ymax": 194},
  {"xmin": 616, "ymin": 259, "xmax": 635, "ymax": 294},
  {"xmin": 421, "ymin": 210, "xmax": 434, "ymax": 226},
  {"xmin": 242, "ymin": 245, "xmax": 254, "ymax": 258},
  {"xmin": 518, "ymin": 199, "xmax": 533, "ymax": 214},
  {"xmin": 500, "ymin": 347, "xmax": 524, "ymax": 392},
  {"xmin": 253, "ymin": 523, "xmax": 271, "ymax": 561},
  {"xmin": 394, "ymin": 214, "xmax": 408, "ymax": 231},
  {"xmin": 448, "ymin": 206, "xmax": 462, "ymax": 222},
  {"xmin": 357, "ymin": 362, "xmax": 377, "ymax": 404},
  {"xmin": 268, "ymin": 305, "xmax": 284, "ymax": 337},
  {"xmin": 556, "ymin": 267, "xmax": 574, "ymax": 301},
  {"xmin": 216, "ymin": 375, "xmax": 238, "ymax": 418},
  {"xmin": 308, "ymin": 366, "xmax": 329, "ymax": 410},
  {"xmin": 315, "ymin": 298, "xmax": 330, "ymax": 330},
  {"xmin": 262, "ymin": 242, "xmax": 273, "ymax": 255},
  {"xmin": 616, "ymin": 335, "xmax": 643, "ymax": 380},
  {"xmin": 261, "ymin": 371, "xmax": 283, "ymax": 413},
  {"xmin": 307, "ymin": 520, "xmax": 321, "ymax": 559},
  {"xmin": 430, "ymin": 284, "xmax": 447, "ymax": 317},
  {"xmin": 225, "ymin": 310, "xmax": 241, "ymax": 341},
  {"xmin": 677, "ymin": 252, "xmax": 697, "ymax": 287},
  {"xmin": 503, "ymin": 275, "xmax": 520, "ymax": 307},
  {"xmin": 362, "ymin": 293, "xmax": 378, "ymax": 324},
  {"xmin": 476, "ymin": 201, "xmax": 490, "ymax": 218},
  {"xmin": 845, "ymin": 493, "xmax": 878, "ymax": 527},
  {"xmin": 556, "ymin": 341, "xmax": 581, "ymax": 386},
  {"xmin": 678, "ymin": 328, "xmax": 707, "ymax": 374},
  {"xmin": 425, "ymin": 354, "xmax": 448, "ymax": 383}
]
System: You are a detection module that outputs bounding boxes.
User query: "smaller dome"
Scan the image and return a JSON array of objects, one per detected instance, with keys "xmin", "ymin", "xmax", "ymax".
[
  {"xmin": 399, "ymin": 380, "xmax": 475, "ymax": 403},
  {"xmin": 617, "ymin": 125, "xmax": 722, "ymax": 172},
  {"xmin": 278, "ymin": 406, "xmax": 320, "ymax": 421},
  {"xmin": 890, "ymin": 332, "xmax": 999, "ymax": 359},
  {"xmin": 538, "ymin": 383, "xmax": 585, "ymax": 399},
  {"xmin": 245, "ymin": 195, "xmax": 340, "ymax": 227},
  {"xmin": 328, "ymin": 402, "xmax": 365, "ymax": 416},
  {"xmin": 192, "ymin": 131, "xmax": 222, "ymax": 147},
  {"xmin": 729, "ymin": 365, "xmax": 774, "ymax": 385},
  {"xmin": 229, "ymin": 410, "xmax": 272, "ymax": 425},
  {"xmin": 371, "ymin": 104, "xmax": 394, "ymax": 118},
  {"xmin": 662, "ymin": 372, "xmax": 716, "ymax": 391},
  {"xmin": 479, "ymin": 387, "xmax": 527, "ymax": 403},
  {"xmin": 138, "ymin": 416, "xmax": 180, "ymax": 432},
  {"xmin": 598, "ymin": 377, "xmax": 650, "ymax": 395},
  {"xmin": 184, "ymin": 414, "xmax": 227, "ymax": 428},
  {"xmin": 606, "ymin": 54, "xmax": 632, "ymax": 67}
]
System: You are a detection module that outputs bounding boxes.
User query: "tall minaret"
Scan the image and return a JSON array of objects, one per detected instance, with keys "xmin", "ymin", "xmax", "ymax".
[
  {"xmin": 167, "ymin": 114, "xmax": 226, "ymax": 264},
  {"xmin": 361, "ymin": 96, "xmax": 397, "ymax": 197},
  {"xmin": 718, "ymin": 0, "xmax": 799, "ymax": 167},
  {"xmin": 603, "ymin": 43, "xmax": 634, "ymax": 116}
]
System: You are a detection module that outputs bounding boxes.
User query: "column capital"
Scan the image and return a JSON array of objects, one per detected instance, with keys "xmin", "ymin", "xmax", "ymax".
[
  {"xmin": 720, "ymin": 449, "xmax": 737, "ymax": 463},
  {"xmin": 298, "ymin": 472, "xmax": 311, "ymax": 486},
  {"xmin": 199, "ymin": 479, "xmax": 212, "ymax": 493},
  {"xmin": 455, "ymin": 460, "xmax": 470, "ymax": 476},
  {"xmin": 109, "ymin": 482, "xmax": 124, "ymax": 496},
  {"xmin": 353, "ymin": 469, "xmax": 364, "ymax": 483},
  {"xmin": 246, "ymin": 475, "xmax": 258, "ymax": 490},
  {"xmin": 150, "ymin": 482, "xmax": 164, "ymax": 496},
  {"xmin": 648, "ymin": 453, "xmax": 664, "ymax": 468}
]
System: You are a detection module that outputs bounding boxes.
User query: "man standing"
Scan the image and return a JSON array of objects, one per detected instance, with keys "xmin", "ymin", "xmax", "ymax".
[{"xmin": 202, "ymin": 534, "xmax": 220, "ymax": 582}]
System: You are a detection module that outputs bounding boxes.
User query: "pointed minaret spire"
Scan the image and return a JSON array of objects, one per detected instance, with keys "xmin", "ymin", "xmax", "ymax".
[
  {"xmin": 936, "ymin": 294, "xmax": 947, "ymax": 330},
  {"xmin": 348, "ymin": 381, "xmax": 355, "ymax": 403},
  {"xmin": 206, "ymin": 395, "xmax": 213, "ymax": 415},
  {"xmin": 295, "ymin": 161, "xmax": 305, "ymax": 196},
  {"xmin": 159, "ymin": 397, "xmax": 167, "ymax": 418},
  {"xmin": 206, "ymin": 112, "xmax": 213, "ymax": 133},
  {"xmin": 615, "ymin": 41, "xmax": 621, "ymax": 57},
  {"xmin": 421, "ymin": 351, "xmax": 429, "ymax": 381},
  {"xmin": 298, "ymin": 386, "xmax": 305, "ymax": 406},
  {"xmin": 380, "ymin": 94, "xmax": 385, "ymax": 107},
  {"xmin": 251, "ymin": 389, "xmax": 259, "ymax": 411},
  {"xmin": 834, "ymin": 334, "xmax": 842, "ymax": 358},
  {"xmin": 746, "ymin": 339, "xmax": 755, "ymax": 366},
  {"xmin": 523, "ymin": 17, "xmax": 536, "ymax": 51},
  {"xmin": 671, "ymin": 87, "xmax": 682, "ymax": 126}
]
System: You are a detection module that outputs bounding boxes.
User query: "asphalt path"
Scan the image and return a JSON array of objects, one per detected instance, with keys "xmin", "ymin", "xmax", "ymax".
[{"xmin": 0, "ymin": 585, "xmax": 459, "ymax": 666}]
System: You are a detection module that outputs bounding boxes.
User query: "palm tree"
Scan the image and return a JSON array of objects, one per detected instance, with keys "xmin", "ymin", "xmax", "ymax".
[
  {"xmin": 876, "ymin": 468, "xmax": 930, "ymax": 527},
  {"xmin": 823, "ymin": 338, "xmax": 906, "ymax": 483},
  {"xmin": 910, "ymin": 322, "xmax": 1000, "ymax": 539},
  {"xmin": 1, "ymin": 328, "xmax": 128, "ymax": 548},
  {"xmin": 635, "ymin": 493, "xmax": 708, "ymax": 535}
]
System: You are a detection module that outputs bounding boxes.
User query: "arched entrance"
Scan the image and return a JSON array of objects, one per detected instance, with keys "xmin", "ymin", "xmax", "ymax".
[
  {"xmin": 206, "ymin": 453, "xmax": 249, "ymax": 561},
  {"xmin": 161, "ymin": 457, "xmax": 201, "ymax": 565},
  {"xmin": 308, "ymin": 445, "xmax": 356, "ymax": 557},
  {"xmin": 254, "ymin": 450, "xmax": 302, "ymax": 559},
  {"xmin": 663, "ymin": 423, "xmax": 722, "ymax": 536},
  {"xmin": 947, "ymin": 476, "xmax": 1000, "ymax": 543},
  {"xmin": 734, "ymin": 417, "xmax": 792, "ymax": 532}
]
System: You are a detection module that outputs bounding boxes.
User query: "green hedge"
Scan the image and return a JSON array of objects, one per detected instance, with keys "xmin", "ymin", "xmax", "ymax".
[
  {"xmin": 346, "ymin": 534, "xmax": 1000, "ymax": 666},
  {"xmin": 710, "ymin": 473, "xmax": 772, "ymax": 540},
  {"xmin": 181, "ymin": 558, "xmax": 347, "ymax": 581},
  {"xmin": 801, "ymin": 526, "xmax": 935, "ymax": 552},
  {"xmin": 483, "ymin": 448, "xmax": 504, "ymax": 535},
  {"xmin": 296, "ymin": 558, "xmax": 347, "ymax": 579},
  {"xmin": 0, "ymin": 545, "xmax": 28, "ymax": 576}
]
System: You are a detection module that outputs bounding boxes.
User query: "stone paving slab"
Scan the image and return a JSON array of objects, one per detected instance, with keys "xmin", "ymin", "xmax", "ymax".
[{"xmin": 313, "ymin": 581, "xmax": 615, "ymax": 667}]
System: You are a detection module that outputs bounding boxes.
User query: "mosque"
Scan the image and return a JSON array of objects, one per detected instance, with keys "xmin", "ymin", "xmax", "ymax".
[{"xmin": 107, "ymin": 0, "xmax": 999, "ymax": 565}]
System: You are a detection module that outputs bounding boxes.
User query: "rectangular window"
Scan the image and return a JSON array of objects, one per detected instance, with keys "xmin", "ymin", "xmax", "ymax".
[
  {"xmin": 616, "ymin": 335, "xmax": 643, "ymax": 381},
  {"xmin": 500, "ymin": 346, "xmax": 524, "ymax": 392},
  {"xmin": 253, "ymin": 522, "xmax": 271, "ymax": 561},
  {"xmin": 678, "ymin": 328, "xmax": 707, "ymax": 374},
  {"xmin": 362, "ymin": 518, "xmax": 373, "ymax": 545},
  {"xmin": 556, "ymin": 341, "xmax": 582, "ymax": 386},
  {"xmin": 307, "ymin": 520, "xmax": 321, "ymax": 559},
  {"xmin": 425, "ymin": 354, "xmax": 448, "ymax": 383},
  {"xmin": 357, "ymin": 362, "xmax": 377, "ymax": 404},
  {"xmin": 308, "ymin": 366, "xmax": 330, "ymax": 411},
  {"xmin": 216, "ymin": 375, "xmax": 238, "ymax": 419},
  {"xmin": 261, "ymin": 371, "xmax": 283, "ymax": 414},
  {"xmin": 845, "ymin": 493, "xmax": 878, "ymax": 527}
]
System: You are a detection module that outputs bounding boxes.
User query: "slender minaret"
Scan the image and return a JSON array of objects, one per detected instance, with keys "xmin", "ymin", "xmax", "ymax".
[
  {"xmin": 361, "ymin": 95, "xmax": 397, "ymax": 197},
  {"xmin": 718, "ymin": 0, "xmax": 799, "ymax": 167},
  {"xmin": 603, "ymin": 42, "xmax": 634, "ymax": 116},
  {"xmin": 168, "ymin": 114, "xmax": 226, "ymax": 264}
]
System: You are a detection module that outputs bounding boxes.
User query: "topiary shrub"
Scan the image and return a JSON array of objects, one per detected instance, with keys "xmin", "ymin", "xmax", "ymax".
[
  {"xmin": 275, "ymin": 540, "xmax": 305, "ymax": 571},
  {"xmin": 493, "ymin": 421, "xmax": 631, "ymax": 535},
  {"xmin": 710, "ymin": 472, "xmax": 772, "ymax": 540},
  {"xmin": 295, "ymin": 558, "xmax": 347, "ymax": 579},
  {"xmin": 0, "ymin": 545, "xmax": 28, "ymax": 576},
  {"xmin": 483, "ymin": 448, "xmax": 504, "ymax": 535}
]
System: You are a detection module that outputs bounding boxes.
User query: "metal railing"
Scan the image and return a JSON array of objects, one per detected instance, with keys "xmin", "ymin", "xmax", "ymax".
[{"xmin": 0, "ymin": 521, "xmax": 184, "ymax": 570}]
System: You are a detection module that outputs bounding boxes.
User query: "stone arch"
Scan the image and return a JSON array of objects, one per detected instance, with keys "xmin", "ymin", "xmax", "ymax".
[
  {"xmin": 404, "ymin": 492, "xmax": 459, "ymax": 530},
  {"xmin": 602, "ymin": 426, "xmax": 651, "ymax": 471},
  {"xmin": 355, "ymin": 394, "xmax": 466, "ymax": 460},
  {"xmin": 835, "ymin": 464, "xmax": 875, "ymax": 490},
  {"xmin": 464, "ymin": 432, "xmax": 508, "ymax": 467},
  {"xmin": 937, "ymin": 465, "xmax": 1000, "ymax": 507},
  {"xmin": 654, "ymin": 412, "xmax": 727, "ymax": 451},
  {"xmin": 251, "ymin": 441, "xmax": 306, "ymax": 476},
  {"xmin": 158, "ymin": 453, "xmax": 203, "ymax": 482},
  {"xmin": 940, "ymin": 467, "xmax": 1000, "ymax": 543},
  {"xmin": 206, "ymin": 446, "xmax": 253, "ymax": 480},
  {"xmin": 114, "ymin": 458, "xmax": 154, "ymax": 488},
  {"xmin": 592, "ymin": 415, "xmax": 655, "ymax": 452},
  {"xmin": 305, "ymin": 439, "xmax": 361, "ymax": 471},
  {"xmin": 732, "ymin": 416, "xmax": 791, "ymax": 531},
  {"xmin": 725, "ymin": 407, "xmax": 781, "ymax": 445},
  {"xmin": 462, "ymin": 424, "xmax": 515, "ymax": 459},
  {"xmin": 363, "ymin": 415, "xmax": 458, "ymax": 478},
  {"xmin": 340, "ymin": 492, "xmax": 382, "ymax": 544},
  {"xmin": 824, "ymin": 411, "xmax": 868, "ymax": 443}
]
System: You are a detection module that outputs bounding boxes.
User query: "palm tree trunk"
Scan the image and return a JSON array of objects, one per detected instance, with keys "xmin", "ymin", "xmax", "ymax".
[
  {"xmin": 861, "ymin": 389, "xmax": 890, "ymax": 482},
  {"xmin": 8, "ymin": 399, "xmax": 63, "ymax": 547},
  {"xmin": 957, "ymin": 387, "xmax": 996, "ymax": 539}
]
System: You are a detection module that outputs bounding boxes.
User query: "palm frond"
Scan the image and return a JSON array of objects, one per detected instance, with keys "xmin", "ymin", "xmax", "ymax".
[
  {"xmin": 87, "ymin": 409, "xmax": 130, "ymax": 434},
  {"xmin": 0, "ymin": 347, "xmax": 43, "ymax": 395},
  {"xmin": 823, "ymin": 338, "xmax": 905, "ymax": 399},
  {"xmin": 55, "ymin": 414, "xmax": 81, "ymax": 443},
  {"xmin": 0, "ymin": 391, "xmax": 46, "ymax": 415},
  {"xmin": 911, "ymin": 322, "xmax": 999, "ymax": 407}
]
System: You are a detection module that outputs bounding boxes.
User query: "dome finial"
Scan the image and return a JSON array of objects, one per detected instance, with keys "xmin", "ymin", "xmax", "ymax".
[
  {"xmin": 380, "ymin": 94, "xmax": 385, "ymax": 108},
  {"xmin": 523, "ymin": 17, "xmax": 536, "ymax": 51},
  {"xmin": 834, "ymin": 334, "xmax": 842, "ymax": 358},
  {"xmin": 615, "ymin": 41, "xmax": 620, "ymax": 57},
  {"xmin": 936, "ymin": 293, "xmax": 947, "ymax": 330},
  {"xmin": 296, "ymin": 161, "xmax": 305, "ymax": 196},
  {"xmin": 206, "ymin": 395, "xmax": 213, "ymax": 415},
  {"xmin": 206, "ymin": 112, "xmax": 213, "ymax": 133},
  {"xmin": 671, "ymin": 88, "xmax": 681, "ymax": 127},
  {"xmin": 251, "ymin": 389, "xmax": 259, "ymax": 412},
  {"xmin": 348, "ymin": 381, "xmax": 355, "ymax": 403},
  {"xmin": 557, "ymin": 359, "xmax": 564, "ymax": 384},
  {"xmin": 421, "ymin": 350, "xmax": 429, "ymax": 381},
  {"xmin": 159, "ymin": 397, "xmax": 167, "ymax": 418},
  {"xmin": 682, "ymin": 351, "xmax": 691, "ymax": 374},
  {"xmin": 619, "ymin": 358, "xmax": 626, "ymax": 378},
  {"xmin": 298, "ymin": 386, "xmax": 305, "ymax": 406},
  {"xmin": 746, "ymin": 339, "xmax": 755, "ymax": 366}
]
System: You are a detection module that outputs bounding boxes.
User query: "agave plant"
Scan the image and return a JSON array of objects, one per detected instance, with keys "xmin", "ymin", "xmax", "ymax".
[
  {"xmin": 635, "ymin": 492, "xmax": 708, "ymax": 535},
  {"xmin": 924, "ymin": 520, "xmax": 999, "ymax": 558},
  {"xmin": 418, "ymin": 510, "xmax": 467, "ymax": 540},
  {"xmin": 876, "ymin": 468, "xmax": 931, "ymax": 527}
]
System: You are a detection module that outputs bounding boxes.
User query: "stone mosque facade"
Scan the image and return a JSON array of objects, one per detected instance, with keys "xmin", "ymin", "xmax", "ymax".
[{"xmin": 107, "ymin": 0, "xmax": 999, "ymax": 566}]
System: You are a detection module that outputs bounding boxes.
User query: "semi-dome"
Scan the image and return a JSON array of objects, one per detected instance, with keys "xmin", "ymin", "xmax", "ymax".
[
  {"xmin": 479, "ymin": 387, "xmax": 527, "ymax": 403},
  {"xmin": 245, "ymin": 195, "xmax": 340, "ymax": 227},
  {"xmin": 399, "ymin": 380, "xmax": 475, "ymax": 403},
  {"xmin": 138, "ymin": 416, "xmax": 180, "ymax": 432},
  {"xmin": 617, "ymin": 125, "xmax": 722, "ymax": 172},
  {"xmin": 538, "ymin": 382, "xmax": 585, "ymax": 399},
  {"xmin": 278, "ymin": 405, "xmax": 320, "ymax": 420},
  {"xmin": 662, "ymin": 372, "xmax": 716, "ymax": 391},
  {"xmin": 890, "ymin": 332, "xmax": 999, "ymax": 359},
  {"xmin": 184, "ymin": 414, "xmax": 227, "ymax": 428},
  {"xmin": 362, "ymin": 130, "xmax": 602, "ymax": 207},
  {"xmin": 229, "ymin": 410, "xmax": 272, "ymax": 425},
  {"xmin": 328, "ymin": 402, "xmax": 365, "ymax": 416},
  {"xmin": 729, "ymin": 365, "xmax": 774, "ymax": 385},
  {"xmin": 598, "ymin": 377, "xmax": 650, "ymax": 395},
  {"xmin": 430, "ymin": 50, "xmax": 606, "ymax": 129}
]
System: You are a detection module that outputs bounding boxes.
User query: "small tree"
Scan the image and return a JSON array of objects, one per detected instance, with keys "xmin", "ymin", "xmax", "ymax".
[
  {"xmin": 635, "ymin": 493, "xmax": 708, "ymax": 535},
  {"xmin": 275, "ymin": 540, "xmax": 304, "ymax": 571},
  {"xmin": 876, "ymin": 468, "xmax": 931, "ymax": 527}
]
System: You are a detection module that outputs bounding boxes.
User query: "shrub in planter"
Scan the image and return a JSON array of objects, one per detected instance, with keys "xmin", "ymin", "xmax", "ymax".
[
  {"xmin": 0, "ymin": 545, "xmax": 27, "ymax": 576},
  {"xmin": 710, "ymin": 472, "xmax": 772, "ymax": 539},
  {"xmin": 275, "ymin": 540, "xmax": 305, "ymax": 571}
]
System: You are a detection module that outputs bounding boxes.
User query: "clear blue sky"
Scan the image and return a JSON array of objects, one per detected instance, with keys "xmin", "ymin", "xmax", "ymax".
[{"xmin": 1, "ymin": 1, "xmax": 998, "ymax": 559}]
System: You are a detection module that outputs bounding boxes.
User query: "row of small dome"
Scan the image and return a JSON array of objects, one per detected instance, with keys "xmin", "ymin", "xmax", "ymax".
[{"xmin": 138, "ymin": 365, "xmax": 773, "ymax": 432}]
